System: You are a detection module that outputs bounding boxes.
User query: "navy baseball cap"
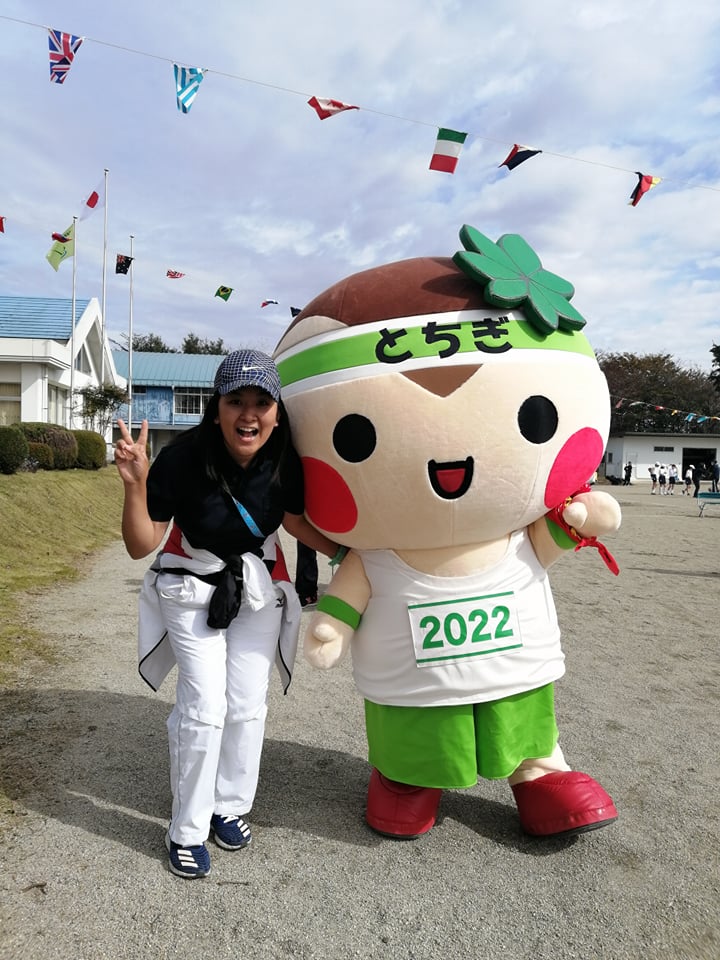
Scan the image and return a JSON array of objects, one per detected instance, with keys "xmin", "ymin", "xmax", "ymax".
[{"xmin": 214, "ymin": 350, "xmax": 281, "ymax": 401}]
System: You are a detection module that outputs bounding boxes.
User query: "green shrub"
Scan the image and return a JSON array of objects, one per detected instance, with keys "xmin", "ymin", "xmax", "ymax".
[
  {"xmin": 27, "ymin": 441, "xmax": 54, "ymax": 470},
  {"xmin": 0, "ymin": 426, "xmax": 29, "ymax": 475},
  {"xmin": 72, "ymin": 429, "xmax": 106, "ymax": 470},
  {"xmin": 18, "ymin": 423, "xmax": 78, "ymax": 470}
]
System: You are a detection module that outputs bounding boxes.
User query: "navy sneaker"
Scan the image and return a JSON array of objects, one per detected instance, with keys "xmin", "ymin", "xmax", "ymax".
[
  {"xmin": 210, "ymin": 814, "xmax": 252, "ymax": 850},
  {"xmin": 165, "ymin": 832, "xmax": 211, "ymax": 879}
]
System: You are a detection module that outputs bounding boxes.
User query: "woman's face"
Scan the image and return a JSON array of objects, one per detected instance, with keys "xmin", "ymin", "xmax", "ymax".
[{"xmin": 215, "ymin": 387, "xmax": 279, "ymax": 467}]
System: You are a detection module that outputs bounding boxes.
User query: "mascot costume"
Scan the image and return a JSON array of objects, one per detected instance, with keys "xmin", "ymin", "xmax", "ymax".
[{"xmin": 273, "ymin": 225, "xmax": 621, "ymax": 839}]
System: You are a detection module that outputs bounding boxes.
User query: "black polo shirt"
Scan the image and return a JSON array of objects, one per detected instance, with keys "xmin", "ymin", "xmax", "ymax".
[{"xmin": 146, "ymin": 434, "xmax": 304, "ymax": 559}]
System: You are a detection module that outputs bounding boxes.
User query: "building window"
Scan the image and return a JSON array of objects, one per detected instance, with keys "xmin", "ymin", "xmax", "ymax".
[
  {"xmin": 174, "ymin": 387, "xmax": 214, "ymax": 416},
  {"xmin": 74, "ymin": 345, "xmax": 92, "ymax": 375},
  {"xmin": 48, "ymin": 384, "xmax": 68, "ymax": 425},
  {"xmin": 653, "ymin": 446, "xmax": 674, "ymax": 452},
  {"xmin": 0, "ymin": 381, "xmax": 21, "ymax": 426}
]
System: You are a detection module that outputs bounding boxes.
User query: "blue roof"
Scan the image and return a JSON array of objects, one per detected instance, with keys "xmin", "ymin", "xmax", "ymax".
[
  {"xmin": 112, "ymin": 351, "xmax": 226, "ymax": 387},
  {"xmin": 0, "ymin": 296, "xmax": 91, "ymax": 338}
]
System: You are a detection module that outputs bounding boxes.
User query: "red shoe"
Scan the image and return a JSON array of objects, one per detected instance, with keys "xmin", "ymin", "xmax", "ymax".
[
  {"xmin": 365, "ymin": 768, "xmax": 442, "ymax": 839},
  {"xmin": 511, "ymin": 771, "xmax": 618, "ymax": 838}
]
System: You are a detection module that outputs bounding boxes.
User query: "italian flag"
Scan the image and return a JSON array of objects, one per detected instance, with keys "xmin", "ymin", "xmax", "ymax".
[{"xmin": 429, "ymin": 128, "xmax": 467, "ymax": 174}]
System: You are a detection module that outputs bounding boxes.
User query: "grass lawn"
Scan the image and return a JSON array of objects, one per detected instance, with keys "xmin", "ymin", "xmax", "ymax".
[{"xmin": 0, "ymin": 467, "xmax": 125, "ymax": 684}]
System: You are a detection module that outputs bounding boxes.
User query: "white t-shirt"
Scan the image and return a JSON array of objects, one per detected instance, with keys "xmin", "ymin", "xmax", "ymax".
[{"xmin": 351, "ymin": 530, "xmax": 565, "ymax": 707}]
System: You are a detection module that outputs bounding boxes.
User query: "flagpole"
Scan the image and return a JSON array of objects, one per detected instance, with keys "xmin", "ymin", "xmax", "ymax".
[
  {"xmin": 69, "ymin": 215, "xmax": 78, "ymax": 429},
  {"xmin": 127, "ymin": 235, "xmax": 134, "ymax": 433},
  {"xmin": 100, "ymin": 167, "xmax": 109, "ymax": 383}
]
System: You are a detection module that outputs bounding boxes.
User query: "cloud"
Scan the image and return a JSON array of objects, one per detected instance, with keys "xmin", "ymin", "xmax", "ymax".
[{"xmin": 1, "ymin": 0, "xmax": 719, "ymax": 370}]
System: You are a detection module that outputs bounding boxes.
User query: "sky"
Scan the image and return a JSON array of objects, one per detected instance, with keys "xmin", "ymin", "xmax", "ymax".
[{"xmin": 2, "ymin": 0, "xmax": 720, "ymax": 371}]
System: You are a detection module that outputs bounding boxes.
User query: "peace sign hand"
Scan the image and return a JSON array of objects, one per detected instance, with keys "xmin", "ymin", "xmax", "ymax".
[{"xmin": 114, "ymin": 419, "xmax": 150, "ymax": 485}]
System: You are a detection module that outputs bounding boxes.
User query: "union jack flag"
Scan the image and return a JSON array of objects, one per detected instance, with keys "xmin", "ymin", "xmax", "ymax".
[{"xmin": 48, "ymin": 28, "xmax": 84, "ymax": 84}]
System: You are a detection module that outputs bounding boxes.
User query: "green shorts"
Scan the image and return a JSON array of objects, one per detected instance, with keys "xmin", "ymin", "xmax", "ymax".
[{"xmin": 364, "ymin": 684, "xmax": 558, "ymax": 787}]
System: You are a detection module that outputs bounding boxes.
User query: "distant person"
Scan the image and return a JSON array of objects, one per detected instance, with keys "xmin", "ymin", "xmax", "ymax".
[
  {"xmin": 711, "ymin": 460, "xmax": 720, "ymax": 494},
  {"xmin": 668, "ymin": 464, "xmax": 678, "ymax": 495},
  {"xmin": 683, "ymin": 465, "xmax": 693, "ymax": 495},
  {"xmin": 649, "ymin": 462, "xmax": 659, "ymax": 494},
  {"xmin": 658, "ymin": 464, "xmax": 668, "ymax": 496},
  {"xmin": 623, "ymin": 461, "xmax": 632, "ymax": 485},
  {"xmin": 693, "ymin": 463, "xmax": 704, "ymax": 498}
]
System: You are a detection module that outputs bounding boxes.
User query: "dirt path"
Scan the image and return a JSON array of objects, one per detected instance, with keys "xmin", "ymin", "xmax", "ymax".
[{"xmin": 0, "ymin": 485, "xmax": 718, "ymax": 960}]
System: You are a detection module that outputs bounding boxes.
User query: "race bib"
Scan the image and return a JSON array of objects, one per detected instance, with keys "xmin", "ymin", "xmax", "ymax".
[{"xmin": 408, "ymin": 591, "xmax": 522, "ymax": 667}]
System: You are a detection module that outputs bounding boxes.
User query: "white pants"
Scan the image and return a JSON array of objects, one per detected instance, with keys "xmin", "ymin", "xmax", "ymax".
[{"xmin": 157, "ymin": 574, "xmax": 283, "ymax": 846}]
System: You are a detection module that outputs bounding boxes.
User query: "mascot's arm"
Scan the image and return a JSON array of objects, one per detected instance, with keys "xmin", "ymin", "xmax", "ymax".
[
  {"xmin": 530, "ymin": 489, "xmax": 622, "ymax": 572},
  {"xmin": 304, "ymin": 551, "xmax": 371, "ymax": 669}
]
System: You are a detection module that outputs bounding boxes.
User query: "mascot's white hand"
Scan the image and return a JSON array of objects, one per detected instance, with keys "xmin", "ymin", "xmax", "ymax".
[
  {"xmin": 563, "ymin": 491, "xmax": 621, "ymax": 538},
  {"xmin": 304, "ymin": 613, "xmax": 354, "ymax": 669}
]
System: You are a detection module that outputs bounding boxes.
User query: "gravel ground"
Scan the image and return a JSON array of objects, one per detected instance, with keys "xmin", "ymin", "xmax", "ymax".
[{"xmin": 0, "ymin": 482, "xmax": 718, "ymax": 960}]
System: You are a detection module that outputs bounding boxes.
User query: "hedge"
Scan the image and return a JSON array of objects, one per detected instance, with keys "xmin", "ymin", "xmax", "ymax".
[
  {"xmin": 72, "ymin": 429, "xmax": 106, "ymax": 470},
  {"xmin": 0, "ymin": 426, "xmax": 29, "ymax": 474},
  {"xmin": 18, "ymin": 422, "xmax": 78, "ymax": 470},
  {"xmin": 27, "ymin": 441, "xmax": 54, "ymax": 470}
]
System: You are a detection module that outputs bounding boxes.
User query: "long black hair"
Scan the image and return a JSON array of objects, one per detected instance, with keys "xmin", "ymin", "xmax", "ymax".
[{"xmin": 168, "ymin": 390, "xmax": 295, "ymax": 490}]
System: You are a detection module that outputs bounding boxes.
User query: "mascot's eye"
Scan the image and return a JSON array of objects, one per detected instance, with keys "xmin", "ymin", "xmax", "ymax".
[
  {"xmin": 517, "ymin": 395, "xmax": 558, "ymax": 444},
  {"xmin": 332, "ymin": 414, "xmax": 377, "ymax": 463}
]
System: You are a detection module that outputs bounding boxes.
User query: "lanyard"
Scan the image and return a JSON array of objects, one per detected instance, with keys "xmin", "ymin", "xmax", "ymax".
[{"xmin": 231, "ymin": 495, "xmax": 263, "ymax": 537}]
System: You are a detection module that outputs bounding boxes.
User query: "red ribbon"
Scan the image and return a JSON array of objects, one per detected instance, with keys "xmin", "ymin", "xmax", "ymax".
[{"xmin": 548, "ymin": 485, "xmax": 620, "ymax": 576}]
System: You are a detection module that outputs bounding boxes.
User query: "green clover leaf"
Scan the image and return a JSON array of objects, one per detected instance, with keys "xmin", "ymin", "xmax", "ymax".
[{"xmin": 452, "ymin": 225, "xmax": 586, "ymax": 334}]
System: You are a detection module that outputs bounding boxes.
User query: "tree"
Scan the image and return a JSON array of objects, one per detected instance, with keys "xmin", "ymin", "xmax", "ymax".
[
  {"xmin": 77, "ymin": 384, "xmax": 129, "ymax": 435},
  {"xmin": 710, "ymin": 343, "xmax": 720, "ymax": 395},
  {"xmin": 181, "ymin": 333, "xmax": 227, "ymax": 354},
  {"xmin": 597, "ymin": 352, "xmax": 720, "ymax": 434},
  {"xmin": 132, "ymin": 333, "xmax": 176, "ymax": 352}
]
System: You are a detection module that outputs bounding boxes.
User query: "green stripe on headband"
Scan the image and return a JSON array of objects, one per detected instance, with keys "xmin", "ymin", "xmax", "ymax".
[{"xmin": 276, "ymin": 315, "xmax": 595, "ymax": 388}]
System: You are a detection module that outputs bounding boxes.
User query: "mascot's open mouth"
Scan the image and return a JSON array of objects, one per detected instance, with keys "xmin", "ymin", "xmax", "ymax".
[{"xmin": 428, "ymin": 457, "xmax": 474, "ymax": 500}]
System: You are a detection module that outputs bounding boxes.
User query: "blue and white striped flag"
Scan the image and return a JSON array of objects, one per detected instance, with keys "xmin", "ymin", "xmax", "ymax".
[{"xmin": 173, "ymin": 64, "xmax": 206, "ymax": 113}]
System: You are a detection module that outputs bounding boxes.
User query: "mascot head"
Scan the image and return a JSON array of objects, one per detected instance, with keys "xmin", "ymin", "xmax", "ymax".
[{"xmin": 274, "ymin": 226, "xmax": 610, "ymax": 550}]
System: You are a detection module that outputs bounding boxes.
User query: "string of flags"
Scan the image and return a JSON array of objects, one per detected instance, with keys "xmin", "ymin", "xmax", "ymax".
[
  {"xmin": 613, "ymin": 395, "xmax": 720, "ymax": 424},
  {"xmin": 22, "ymin": 19, "xmax": 688, "ymax": 205}
]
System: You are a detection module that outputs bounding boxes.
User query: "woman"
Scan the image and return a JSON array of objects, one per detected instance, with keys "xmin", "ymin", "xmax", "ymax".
[{"xmin": 115, "ymin": 349, "xmax": 340, "ymax": 879}]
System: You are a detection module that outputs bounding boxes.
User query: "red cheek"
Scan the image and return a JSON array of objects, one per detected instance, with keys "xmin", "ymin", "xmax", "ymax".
[
  {"xmin": 302, "ymin": 457, "xmax": 358, "ymax": 534},
  {"xmin": 544, "ymin": 428, "xmax": 604, "ymax": 508}
]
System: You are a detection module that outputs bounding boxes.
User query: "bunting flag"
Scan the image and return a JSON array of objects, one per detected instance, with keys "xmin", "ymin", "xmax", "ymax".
[
  {"xmin": 290, "ymin": 306, "xmax": 302, "ymax": 317},
  {"xmin": 499, "ymin": 144, "xmax": 542, "ymax": 170},
  {"xmin": 215, "ymin": 285, "xmax": 233, "ymax": 301},
  {"xmin": 629, "ymin": 172, "xmax": 662, "ymax": 206},
  {"xmin": 79, "ymin": 180, "xmax": 105, "ymax": 219},
  {"xmin": 613, "ymin": 396, "xmax": 720, "ymax": 423},
  {"xmin": 115, "ymin": 254, "xmax": 133, "ymax": 274},
  {"xmin": 48, "ymin": 28, "xmax": 83, "ymax": 84},
  {"xmin": 174, "ymin": 64, "xmax": 206, "ymax": 113},
  {"xmin": 261, "ymin": 299, "xmax": 278, "ymax": 308},
  {"xmin": 46, "ymin": 223, "xmax": 74, "ymax": 271},
  {"xmin": 51, "ymin": 231, "xmax": 71, "ymax": 243},
  {"xmin": 307, "ymin": 96, "xmax": 359, "ymax": 120},
  {"xmin": 429, "ymin": 128, "xmax": 467, "ymax": 174},
  {"xmin": 167, "ymin": 269, "xmax": 185, "ymax": 278}
]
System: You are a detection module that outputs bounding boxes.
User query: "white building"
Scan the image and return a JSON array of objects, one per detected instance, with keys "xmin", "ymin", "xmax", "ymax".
[
  {"xmin": 604, "ymin": 432, "xmax": 719, "ymax": 484},
  {"xmin": 0, "ymin": 295, "xmax": 125, "ymax": 440}
]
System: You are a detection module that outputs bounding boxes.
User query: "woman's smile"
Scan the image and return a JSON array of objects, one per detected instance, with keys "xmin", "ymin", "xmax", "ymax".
[{"xmin": 216, "ymin": 387, "xmax": 279, "ymax": 466}]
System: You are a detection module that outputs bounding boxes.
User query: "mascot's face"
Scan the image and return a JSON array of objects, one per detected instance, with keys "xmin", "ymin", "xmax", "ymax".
[{"xmin": 274, "ymin": 251, "xmax": 610, "ymax": 550}]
